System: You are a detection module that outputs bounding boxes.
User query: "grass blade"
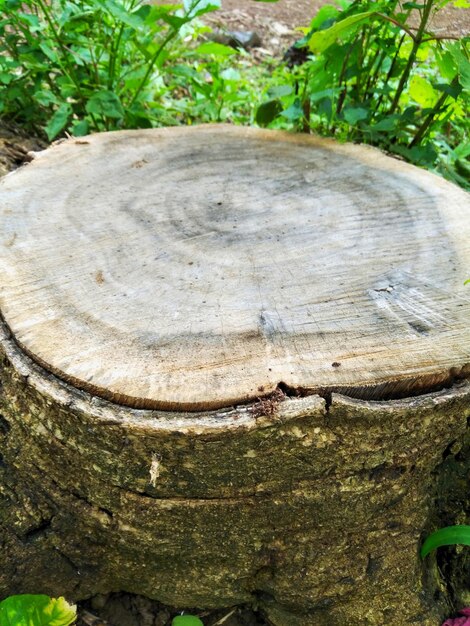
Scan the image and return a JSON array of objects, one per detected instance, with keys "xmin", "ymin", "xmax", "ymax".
[{"xmin": 421, "ymin": 525, "xmax": 470, "ymax": 559}]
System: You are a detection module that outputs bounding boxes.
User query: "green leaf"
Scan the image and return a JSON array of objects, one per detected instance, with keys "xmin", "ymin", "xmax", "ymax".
[
  {"xmin": 86, "ymin": 90, "xmax": 124, "ymax": 119},
  {"xmin": 421, "ymin": 525, "xmax": 470, "ymax": 558},
  {"xmin": 71, "ymin": 119, "xmax": 89, "ymax": 137},
  {"xmin": 436, "ymin": 49, "xmax": 458, "ymax": 81},
  {"xmin": 34, "ymin": 89, "xmax": 61, "ymax": 106},
  {"xmin": 310, "ymin": 87, "xmax": 342, "ymax": 102},
  {"xmin": 433, "ymin": 82, "xmax": 463, "ymax": 99},
  {"xmin": 172, "ymin": 616, "xmax": 204, "ymax": 626},
  {"xmin": 195, "ymin": 42, "xmax": 237, "ymax": 57},
  {"xmin": 281, "ymin": 98, "xmax": 304, "ymax": 121},
  {"xmin": 95, "ymin": 0, "xmax": 144, "ymax": 29},
  {"xmin": 308, "ymin": 12, "xmax": 375, "ymax": 53},
  {"xmin": 267, "ymin": 84, "xmax": 294, "ymax": 98},
  {"xmin": 45, "ymin": 103, "xmax": 72, "ymax": 140},
  {"xmin": 447, "ymin": 42, "xmax": 470, "ymax": 90},
  {"xmin": 343, "ymin": 106, "xmax": 369, "ymax": 124},
  {"xmin": 183, "ymin": 0, "xmax": 220, "ymax": 18},
  {"xmin": 309, "ymin": 5, "xmax": 340, "ymax": 31},
  {"xmin": 219, "ymin": 68, "xmax": 241, "ymax": 81},
  {"xmin": 256, "ymin": 99, "xmax": 283, "ymax": 126},
  {"xmin": 409, "ymin": 75, "xmax": 438, "ymax": 107},
  {"xmin": 39, "ymin": 41, "xmax": 59, "ymax": 63},
  {"xmin": 0, "ymin": 595, "xmax": 76, "ymax": 626},
  {"xmin": 464, "ymin": 278, "xmax": 470, "ymax": 285},
  {"xmin": 372, "ymin": 117, "xmax": 398, "ymax": 131}
]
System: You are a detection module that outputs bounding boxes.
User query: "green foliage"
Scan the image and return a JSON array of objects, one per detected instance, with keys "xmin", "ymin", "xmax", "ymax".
[
  {"xmin": 256, "ymin": 0, "xmax": 470, "ymax": 187},
  {"xmin": 0, "ymin": 595, "xmax": 76, "ymax": 626},
  {"xmin": 421, "ymin": 525, "xmax": 470, "ymax": 558},
  {"xmin": 0, "ymin": 0, "xmax": 221, "ymax": 139},
  {"xmin": 172, "ymin": 616, "xmax": 204, "ymax": 626}
]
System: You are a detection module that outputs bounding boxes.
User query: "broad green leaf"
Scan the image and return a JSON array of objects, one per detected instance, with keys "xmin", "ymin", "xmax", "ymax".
[
  {"xmin": 256, "ymin": 99, "xmax": 282, "ymax": 126},
  {"xmin": 219, "ymin": 68, "xmax": 240, "ymax": 81},
  {"xmin": 39, "ymin": 41, "xmax": 59, "ymax": 63},
  {"xmin": 308, "ymin": 12, "xmax": 375, "ymax": 53},
  {"xmin": 34, "ymin": 89, "xmax": 61, "ymax": 106},
  {"xmin": 267, "ymin": 84, "xmax": 294, "ymax": 98},
  {"xmin": 45, "ymin": 103, "xmax": 72, "ymax": 140},
  {"xmin": 195, "ymin": 42, "xmax": 237, "ymax": 57},
  {"xmin": 281, "ymin": 99, "xmax": 304, "ymax": 121},
  {"xmin": 172, "ymin": 616, "xmax": 204, "ymax": 626},
  {"xmin": 310, "ymin": 5, "xmax": 340, "ymax": 30},
  {"xmin": 86, "ymin": 90, "xmax": 124, "ymax": 119},
  {"xmin": 95, "ymin": 0, "xmax": 143, "ymax": 29},
  {"xmin": 464, "ymin": 278, "xmax": 470, "ymax": 284},
  {"xmin": 343, "ymin": 106, "xmax": 369, "ymax": 124},
  {"xmin": 0, "ymin": 595, "xmax": 76, "ymax": 626},
  {"xmin": 310, "ymin": 87, "xmax": 342, "ymax": 102},
  {"xmin": 71, "ymin": 119, "xmax": 89, "ymax": 137},
  {"xmin": 0, "ymin": 72, "xmax": 13, "ymax": 84},
  {"xmin": 435, "ymin": 48, "xmax": 458, "ymax": 81},
  {"xmin": 183, "ymin": 0, "xmax": 220, "ymax": 18},
  {"xmin": 452, "ymin": 0, "xmax": 470, "ymax": 7},
  {"xmin": 433, "ymin": 82, "xmax": 463, "ymax": 99},
  {"xmin": 421, "ymin": 525, "xmax": 470, "ymax": 558},
  {"xmin": 372, "ymin": 117, "xmax": 398, "ymax": 131},
  {"xmin": 447, "ymin": 42, "xmax": 470, "ymax": 91},
  {"xmin": 409, "ymin": 75, "xmax": 438, "ymax": 107}
]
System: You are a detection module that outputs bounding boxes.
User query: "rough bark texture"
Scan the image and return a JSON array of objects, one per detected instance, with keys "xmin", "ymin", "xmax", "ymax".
[{"xmin": 1, "ymin": 317, "xmax": 469, "ymax": 625}]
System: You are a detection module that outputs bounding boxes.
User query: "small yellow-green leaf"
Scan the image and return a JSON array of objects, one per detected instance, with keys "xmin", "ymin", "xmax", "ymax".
[
  {"xmin": 409, "ymin": 75, "xmax": 438, "ymax": 108},
  {"xmin": 0, "ymin": 595, "xmax": 77, "ymax": 626}
]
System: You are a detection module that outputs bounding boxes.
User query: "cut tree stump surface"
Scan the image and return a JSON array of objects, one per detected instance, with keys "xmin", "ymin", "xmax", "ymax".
[{"xmin": 0, "ymin": 124, "xmax": 469, "ymax": 410}]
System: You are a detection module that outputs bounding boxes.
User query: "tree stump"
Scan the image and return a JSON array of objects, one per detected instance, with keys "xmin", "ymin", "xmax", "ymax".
[{"xmin": 0, "ymin": 125, "xmax": 469, "ymax": 626}]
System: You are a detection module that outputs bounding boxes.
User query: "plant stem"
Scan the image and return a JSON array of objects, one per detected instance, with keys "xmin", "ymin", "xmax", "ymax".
[
  {"xmin": 409, "ymin": 77, "xmax": 458, "ymax": 147},
  {"xmin": 372, "ymin": 32, "xmax": 406, "ymax": 114},
  {"xmin": 387, "ymin": 0, "xmax": 434, "ymax": 114},
  {"xmin": 127, "ymin": 28, "xmax": 179, "ymax": 111}
]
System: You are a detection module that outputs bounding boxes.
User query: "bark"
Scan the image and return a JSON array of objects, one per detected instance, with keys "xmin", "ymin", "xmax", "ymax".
[{"xmin": 1, "ymin": 317, "xmax": 469, "ymax": 625}]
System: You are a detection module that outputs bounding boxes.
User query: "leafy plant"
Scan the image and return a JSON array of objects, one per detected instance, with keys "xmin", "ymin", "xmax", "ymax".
[
  {"xmin": 0, "ymin": 0, "xmax": 220, "ymax": 139},
  {"xmin": 256, "ymin": 0, "xmax": 470, "ymax": 186},
  {"xmin": 0, "ymin": 595, "xmax": 76, "ymax": 626},
  {"xmin": 421, "ymin": 525, "xmax": 470, "ymax": 558}
]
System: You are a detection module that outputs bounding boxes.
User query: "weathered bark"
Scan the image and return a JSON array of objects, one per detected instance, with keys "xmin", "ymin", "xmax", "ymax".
[
  {"xmin": 0, "ymin": 126, "xmax": 469, "ymax": 624},
  {"xmin": 0, "ymin": 319, "xmax": 469, "ymax": 625}
]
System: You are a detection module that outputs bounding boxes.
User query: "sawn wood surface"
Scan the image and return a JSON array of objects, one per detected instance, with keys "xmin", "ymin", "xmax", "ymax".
[{"xmin": 0, "ymin": 124, "xmax": 468, "ymax": 410}]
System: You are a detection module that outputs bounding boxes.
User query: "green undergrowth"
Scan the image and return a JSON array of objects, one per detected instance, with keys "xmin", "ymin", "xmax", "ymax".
[
  {"xmin": 256, "ymin": 0, "xmax": 470, "ymax": 188},
  {"xmin": 0, "ymin": 0, "xmax": 468, "ymax": 186}
]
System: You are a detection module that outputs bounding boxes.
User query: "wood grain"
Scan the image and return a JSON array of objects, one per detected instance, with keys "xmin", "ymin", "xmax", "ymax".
[{"xmin": 0, "ymin": 125, "xmax": 468, "ymax": 409}]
